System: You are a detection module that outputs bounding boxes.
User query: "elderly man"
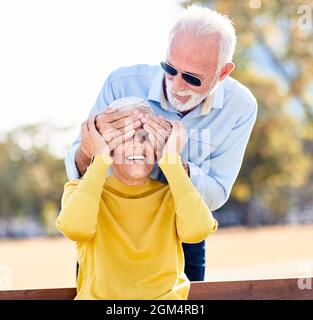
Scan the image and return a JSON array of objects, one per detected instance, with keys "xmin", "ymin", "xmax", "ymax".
[{"xmin": 65, "ymin": 5, "xmax": 257, "ymax": 281}]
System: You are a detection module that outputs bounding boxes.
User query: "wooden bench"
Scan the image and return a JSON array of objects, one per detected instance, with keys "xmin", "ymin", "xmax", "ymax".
[{"xmin": 0, "ymin": 278, "xmax": 312, "ymax": 300}]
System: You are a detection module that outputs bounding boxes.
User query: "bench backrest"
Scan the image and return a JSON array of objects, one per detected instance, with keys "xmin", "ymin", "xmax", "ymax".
[{"xmin": 0, "ymin": 278, "xmax": 312, "ymax": 300}]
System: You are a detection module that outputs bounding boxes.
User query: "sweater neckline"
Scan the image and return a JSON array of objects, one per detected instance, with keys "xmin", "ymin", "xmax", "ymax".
[{"xmin": 105, "ymin": 175, "xmax": 153, "ymax": 196}]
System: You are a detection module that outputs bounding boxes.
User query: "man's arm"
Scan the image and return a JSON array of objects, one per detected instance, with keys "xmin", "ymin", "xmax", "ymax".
[
  {"xmin": 188, "ymin": 102, "xmax": 258, "ymax": 211},
  {"xmin": 75, "ymin": 145, "xmax": 92, "ymax": 177},
  {"xmin": 141, "ymin": 103, "xmax": 257, "ymax": 211}
]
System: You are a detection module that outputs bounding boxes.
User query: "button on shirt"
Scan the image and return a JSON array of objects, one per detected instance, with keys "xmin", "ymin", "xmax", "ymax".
[{"xmin": 65, "ymin": 64, "xmax": 257, "ymax": 211}]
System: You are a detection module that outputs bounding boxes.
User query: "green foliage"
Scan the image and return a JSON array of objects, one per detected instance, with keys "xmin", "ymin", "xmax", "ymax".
[{"xmin": 232, "ymin": 70, "xmax": 311, "ymax": 216}]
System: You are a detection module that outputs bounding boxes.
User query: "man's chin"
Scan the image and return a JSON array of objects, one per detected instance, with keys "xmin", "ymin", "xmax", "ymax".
[{"xmin": 171, "ymin": 98, "xmax": 198, "ymax": 113}]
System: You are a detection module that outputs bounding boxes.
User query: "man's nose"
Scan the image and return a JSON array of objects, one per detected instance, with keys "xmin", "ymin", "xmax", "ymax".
[{"xmin": 171, "ymin": 73, "xmax": 188, "ymax": 92}]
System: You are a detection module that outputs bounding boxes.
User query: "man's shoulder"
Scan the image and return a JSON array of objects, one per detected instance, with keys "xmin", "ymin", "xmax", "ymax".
[
  {"xmin": 223, "ymin": 76, "xmax": 257, "ymax": 109},
  {"xmin": 108, "ymin": 64, "xmax": 161, "ymax": 83}
]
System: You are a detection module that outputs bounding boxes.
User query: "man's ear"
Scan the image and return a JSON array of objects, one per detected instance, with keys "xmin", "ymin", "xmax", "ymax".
[{"xmin": 219, "ymin": 62, "xmax": 235, "ymax": 81}]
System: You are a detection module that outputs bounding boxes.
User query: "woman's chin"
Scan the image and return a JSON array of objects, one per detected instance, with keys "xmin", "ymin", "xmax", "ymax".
[{"xmin": 126, "ymin": 164, "xmax": 153, "ymax": 179}]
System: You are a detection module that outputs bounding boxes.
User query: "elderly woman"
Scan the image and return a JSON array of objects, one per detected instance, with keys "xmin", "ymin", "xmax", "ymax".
[{"xmin": 56, "ymin": 97, "xmax": 218, "ymax": 300}]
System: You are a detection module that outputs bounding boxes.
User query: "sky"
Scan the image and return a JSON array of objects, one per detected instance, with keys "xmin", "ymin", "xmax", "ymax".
[{"xmin": 0, "ymin": 0, "xmax": 182, "ymax": 154}]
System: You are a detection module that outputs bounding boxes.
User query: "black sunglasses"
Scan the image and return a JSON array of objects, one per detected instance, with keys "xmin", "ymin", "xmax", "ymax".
[{"xmin": 160, "ymin": 61, "xmax": 203, "ymax": 87}]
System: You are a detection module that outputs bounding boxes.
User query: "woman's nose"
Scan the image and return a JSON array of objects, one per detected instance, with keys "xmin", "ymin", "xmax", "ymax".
[{"xmin": 133, "ymin": 132, "xmax": 145, "ymax": 146}]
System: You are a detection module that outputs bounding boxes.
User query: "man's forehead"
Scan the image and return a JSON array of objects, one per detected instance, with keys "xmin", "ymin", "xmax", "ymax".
[
  {"xmin": 169, "ymin": 29, "xmax": 220, "ymax": 51},
  {"xmin": 167, "ymin": 31, "xmax": 219, "ymax": 73}
]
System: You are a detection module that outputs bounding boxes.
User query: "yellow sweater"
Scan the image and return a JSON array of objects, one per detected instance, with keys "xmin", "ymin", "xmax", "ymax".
[{"xmin": 56, "ymin": 152, "xmax": 218, "ymax": 300}]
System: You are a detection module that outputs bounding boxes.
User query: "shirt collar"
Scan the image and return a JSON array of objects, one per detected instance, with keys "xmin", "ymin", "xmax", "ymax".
[
  {"xmin": 148, "ymin": 66, "xmax": 225, "ymax": 116},
  {"xmin": 200, "ymin": 80, "xmax": 225, "ymax": 115}
]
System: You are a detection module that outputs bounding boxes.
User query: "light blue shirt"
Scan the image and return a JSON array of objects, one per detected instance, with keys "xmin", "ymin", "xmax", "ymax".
[{"xmin": 65, "ymin": 64, "xmax": 257, "ymax": 211}]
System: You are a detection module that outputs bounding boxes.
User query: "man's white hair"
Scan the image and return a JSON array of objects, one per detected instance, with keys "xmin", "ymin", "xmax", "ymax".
[
  {"xmin": 109, "ymin": 96, "xmax": 154, "ymax": 114},
  {"xmin": 168, "ymin": 5, "xmax": 237, "ymax": 72}
]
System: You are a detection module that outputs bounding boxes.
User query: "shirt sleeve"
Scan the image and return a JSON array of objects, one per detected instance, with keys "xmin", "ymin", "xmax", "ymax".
[
  {"xmin": 56, "ymin": 154, "xmax": 113, "ymax": 241},
  {"xmin": 64, "ymin": 74, "xmax": 116, "ymax": 180},
  {"xmin": 188, "ymin": 102, "xmax": 257, "ymax": 211},
  {"xmin": 159, "ymin": 152, "xmax": 218, "ymax": 244}
]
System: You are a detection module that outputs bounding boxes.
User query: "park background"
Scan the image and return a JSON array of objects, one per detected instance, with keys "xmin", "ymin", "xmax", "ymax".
[{"xmin": 0, "ymin": 0, "xmax": 313, "ymax": 290}]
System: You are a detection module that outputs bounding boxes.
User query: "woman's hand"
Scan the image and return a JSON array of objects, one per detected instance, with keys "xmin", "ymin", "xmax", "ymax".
[{"xmin": 161, "ymin": 121, "xmax": 186, "ymax": 157}]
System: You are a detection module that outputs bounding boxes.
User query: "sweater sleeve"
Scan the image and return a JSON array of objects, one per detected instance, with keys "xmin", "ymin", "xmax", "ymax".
[
  {"xmin": 56, "ymin": 154, "xmax": 113, "ymax": 241},
  {"xmin": 159, "ymin": 152, "xmax": 218, "ymax": 243}
]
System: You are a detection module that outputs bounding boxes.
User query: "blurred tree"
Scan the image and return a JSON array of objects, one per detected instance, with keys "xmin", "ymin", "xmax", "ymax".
[
  {"xmin": 0, "ymin": 124, "xmax": 67, "ymax": 237},
  {"xmin": 181, "ymin": 0, "xmax": 313, "ymax": 224},
  {"xmin": 231, "ymin": 71, "xmax": 311, "ymax": 224}
]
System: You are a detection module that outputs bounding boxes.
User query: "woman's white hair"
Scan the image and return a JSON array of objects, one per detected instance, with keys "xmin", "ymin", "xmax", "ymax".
[
  {"xmin": 108, "ymin": 96, "xmax": 154, "ymax": 114},
  {"xmin": 168, "ymin": 5, "xmax": 237, "ymax": 73}
]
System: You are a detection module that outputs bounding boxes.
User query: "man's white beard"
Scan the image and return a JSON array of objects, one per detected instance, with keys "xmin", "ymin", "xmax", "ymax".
[{"xmin": 165, "ymin": 77, "xmax": 219, "ymax": 113}]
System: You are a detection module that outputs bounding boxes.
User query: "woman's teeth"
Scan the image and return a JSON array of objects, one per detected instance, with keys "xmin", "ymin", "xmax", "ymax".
[{"xmin": 127, "ymin": 155, "xmax": 145, "ymax": 160}]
